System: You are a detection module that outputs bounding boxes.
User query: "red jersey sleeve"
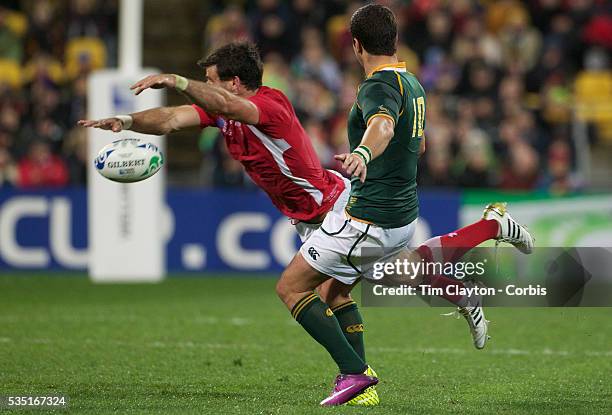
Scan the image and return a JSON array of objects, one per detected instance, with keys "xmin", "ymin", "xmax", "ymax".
[
  {"xmin": 248, "ymin": 88, "xmax": 291, "ymax": 132},
  {"xmin": 191, "ymin": 104, "xmax": 217, "ymax": 129}
]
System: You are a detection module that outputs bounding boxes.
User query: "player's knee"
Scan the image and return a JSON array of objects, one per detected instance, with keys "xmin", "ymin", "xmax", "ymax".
[
  {"xmin": 316, "ymin": 283, "xmax": 330, "ymax": 303},
  {"xmin": 319, "ymin": 289, "xmax": 350, "ymax": 306},
  {"xmin": 276, "ymin": 271, "xmax": 293, "ymax": 303},
  {"xmin": 317, "ymin": 281, "xmax": 351, "ymax": 306},
  {"xmin": 275, "ymin": 278, "xmax": 287, "ymax": 302}
]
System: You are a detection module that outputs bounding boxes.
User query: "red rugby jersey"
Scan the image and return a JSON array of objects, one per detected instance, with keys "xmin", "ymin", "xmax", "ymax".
[{"xmin": 192, "ymin": 86, "xmax": 344, "ymax": 221}]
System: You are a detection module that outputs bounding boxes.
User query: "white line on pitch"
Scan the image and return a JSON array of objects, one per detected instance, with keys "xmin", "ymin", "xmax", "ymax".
[
  {"xmin": 2, "ymin": 337, "xmax": 611, "ymax": 358},
  {"xmin": 368, "ymin": 346, "xmax": 611, "ymax": 357}
]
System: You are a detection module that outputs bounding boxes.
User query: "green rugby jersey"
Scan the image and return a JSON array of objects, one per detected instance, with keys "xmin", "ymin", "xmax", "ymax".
[{"xmin": 345, "ymin": 62, "xmax": 425, "ymax": 228}]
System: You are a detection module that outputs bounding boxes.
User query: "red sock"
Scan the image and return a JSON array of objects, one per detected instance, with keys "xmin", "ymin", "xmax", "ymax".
[
  {"xmin": 425, "ymin": 274, "xmax": 467, "ymax": 306},
  {"xmin": 417, "ymin": 219, "xmax": 499, "ymax": 264},
  {"xmin": 414, "ymin": 219, "xmax": 499, "ymax": 307},
  {"xmin": 416, "ymin": 245, "xmax": 467, "ymax": 306}
]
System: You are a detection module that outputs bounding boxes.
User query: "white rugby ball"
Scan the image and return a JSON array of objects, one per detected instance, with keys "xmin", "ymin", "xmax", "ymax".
[{"xmin": 94, "ymin": 138, "xmax": 164, "ymax": 183}]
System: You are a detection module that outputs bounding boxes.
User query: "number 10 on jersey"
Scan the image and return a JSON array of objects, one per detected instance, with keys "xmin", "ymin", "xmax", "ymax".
[{"xmin": 412, "ymin": 96, "xmax": 425, "ymax": 138}]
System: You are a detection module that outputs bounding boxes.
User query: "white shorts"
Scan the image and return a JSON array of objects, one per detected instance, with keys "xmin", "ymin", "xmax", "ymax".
[{"xmin": 296, "ymin": 176, "xmax": 416, "ymax": 285}]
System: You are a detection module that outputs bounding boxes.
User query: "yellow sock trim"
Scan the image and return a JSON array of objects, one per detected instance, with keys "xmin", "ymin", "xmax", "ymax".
[
  {"xmin": 330, "ymin": 300, "xmax": 357, "ymax": 313},
  {"xmin": 291, "ymin": 293, "xmax": 318, "ymax": 319}
]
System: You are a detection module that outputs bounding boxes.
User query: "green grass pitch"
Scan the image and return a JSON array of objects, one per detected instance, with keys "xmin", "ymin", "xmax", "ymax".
[{"xmin": 1, "ymin": 275, "xmax": 610, "ymax": 414}]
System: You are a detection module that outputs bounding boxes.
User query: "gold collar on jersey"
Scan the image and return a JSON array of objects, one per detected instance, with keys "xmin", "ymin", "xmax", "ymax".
[{"xmin": 367, "ymin": 62, "xmax": 407, "ymax": 78}]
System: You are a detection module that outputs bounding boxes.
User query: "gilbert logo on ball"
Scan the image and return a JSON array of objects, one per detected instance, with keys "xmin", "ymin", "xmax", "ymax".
[{"xmin": 95, "ymin": 138, "xmax": 164, "ymax": 183}]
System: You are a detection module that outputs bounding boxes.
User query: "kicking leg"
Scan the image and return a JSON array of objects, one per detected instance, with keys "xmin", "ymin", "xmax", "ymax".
[
  {"xmin": 395, "ymin": 202, "xmax": 535, "ymax": 307},
  {"xmin": 414, "ymin": 203, "xmax": 534, "ymax": 348},
  {"xmin": 416, "ymin": 219, "xmax": 499, "ymax": 265},
  {"xmin": 417, "ymin": 202, "xmax": 534, "ymax": 265}
]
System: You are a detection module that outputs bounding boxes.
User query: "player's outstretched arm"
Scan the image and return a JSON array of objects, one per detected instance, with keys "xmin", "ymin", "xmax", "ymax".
[
  {"xmin": 334, "ymin": 116, "xmax": 395, "ymax": 183},
  {"xmin": 130, "ymin": 74, "xmax": 259, "ymax": 125},
  {"xmin": 77, "ymin": 105, "xmax": 201, "ymax": 135}
]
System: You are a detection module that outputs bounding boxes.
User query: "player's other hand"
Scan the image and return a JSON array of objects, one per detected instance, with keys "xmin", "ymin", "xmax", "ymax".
[
  {"xmin": 130, "ymin": 74, "xmax": 176, "ymax": 95},
  {"xmin": 335, "ymin": 153, "xmax": 367, "ymax": 183},
  {"xmin": 77, "ymin": 118, "xmax": 124, "ymax": 132}
]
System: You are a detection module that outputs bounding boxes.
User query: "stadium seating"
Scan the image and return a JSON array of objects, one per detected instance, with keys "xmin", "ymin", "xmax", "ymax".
[
  {"xmin": 0, "ymin": 59, "xmax": 21, "ymax": 88},
  {"xmin": 64, "ymin": 37, "xmax": 107, "ymax": 79}
]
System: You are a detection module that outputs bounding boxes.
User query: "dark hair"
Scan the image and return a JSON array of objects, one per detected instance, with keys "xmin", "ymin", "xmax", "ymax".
[
  {"xmin": 197, "ymin": 42, "xmax": 263, "ymax": 90},
  {"xmin": 350, "ymin": 4, "xmax": 397, "ymax": 56}
]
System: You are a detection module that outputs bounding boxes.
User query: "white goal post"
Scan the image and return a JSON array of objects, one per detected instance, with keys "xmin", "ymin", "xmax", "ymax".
[{"xmin": 87, "ymin": 0, "xmax": 167, "ymax": 282}]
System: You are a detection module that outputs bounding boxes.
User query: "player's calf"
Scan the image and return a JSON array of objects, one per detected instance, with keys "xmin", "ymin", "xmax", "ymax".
[{"xmin": 279, "ymin": 253, "xmax": 367, "ymax": 379}]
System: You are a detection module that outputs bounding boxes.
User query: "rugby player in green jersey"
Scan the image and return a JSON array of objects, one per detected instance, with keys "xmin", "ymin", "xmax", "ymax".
[{"xmin": 277, "ymin": 4, "xmax": 534, "ymax": 407}]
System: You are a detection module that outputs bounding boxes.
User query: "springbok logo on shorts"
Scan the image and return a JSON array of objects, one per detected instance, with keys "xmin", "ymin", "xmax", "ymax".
[{"xmin": 307, "ymin": 247, "xmax": 319, "ymax": 260}]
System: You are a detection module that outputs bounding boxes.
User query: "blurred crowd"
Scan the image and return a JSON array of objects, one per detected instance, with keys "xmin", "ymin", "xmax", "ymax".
[
  {"xmin": 1, "ymin": 0, "xmax": 611, "ymax": 194},
  {"xmin": 203, "ymin": 0, "xmax": 612, "ymax": 194},
  {"xmin": 0, "ymin": 0, "xmax": 117, "ymax": 188}
]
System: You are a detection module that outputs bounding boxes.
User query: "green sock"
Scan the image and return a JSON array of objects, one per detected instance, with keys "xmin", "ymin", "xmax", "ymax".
[
  {"xmin": 332, "ymin": 301, "xmax": 366, "ymax": 362},
  {"xmin": 292, "ymin": 293, "xmax": 367, "ymax": 374}
]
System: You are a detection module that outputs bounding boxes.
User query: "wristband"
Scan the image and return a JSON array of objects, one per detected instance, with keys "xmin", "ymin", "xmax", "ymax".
[
  {"xmin": 173, "ymin": 74, "xmax": 189, "ymax": 91},
  {"xmin": 115, "ymin": 115, "xmax": 133, "ymax": 130},
  {"xmin": 357, "ymin": 144, "xmax": 372, "ymax": 161},
  {"xmin": 352, "ymin": 144, "xmax": 372, "ymax": 165},
  {"xmin": 353, "ymin": 150, "xmax": 368, "ymax": 165}
]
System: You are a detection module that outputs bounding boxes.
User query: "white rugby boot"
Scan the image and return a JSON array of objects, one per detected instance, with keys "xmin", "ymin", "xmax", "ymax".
[
  {"xmin": 482, "ymin": 202, "xmax": 535, "ymax": 254},
  {"xmin": 458, "ymin": 300, "xmax": 489, "ymax": 350},
  {"xmin": 457, "ymin": 280, "xmax": 489, "ymax": 349},
  {"xmin": 443, "ymin": 281, "xmax": 490, "ymax": 350}
]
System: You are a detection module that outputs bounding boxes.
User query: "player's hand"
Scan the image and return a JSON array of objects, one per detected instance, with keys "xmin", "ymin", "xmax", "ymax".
[
  {"xmin": 130, "ymin": 74, "xmax": 176, "ymax": 95},
  {"xmin": 335, "ymin": 153, "xmax": 367, "ymax": 183},
  {"xmin": 77, "ymin": 118, "xmax": 124, "ymax": 132}
]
